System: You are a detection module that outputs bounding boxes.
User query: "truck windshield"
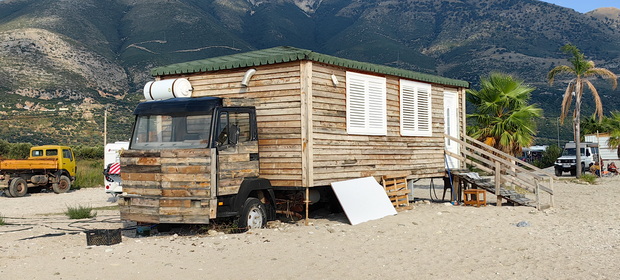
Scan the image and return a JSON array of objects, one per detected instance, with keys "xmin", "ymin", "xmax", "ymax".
[
  {"xmin": 562, "ymin": 148, "xmax": 587, "ymax": 156},
  {"xmin": 130, "ymin": 114, "xmax": 212, "ymax": 149}
]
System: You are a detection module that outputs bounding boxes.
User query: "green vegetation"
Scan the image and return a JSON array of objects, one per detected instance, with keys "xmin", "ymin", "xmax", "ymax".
[
  {"xmin": 467, "ymin": 72, "xmax": 543, "ymax": 156},
  {"xmin": 581, "ymin": 112, "xmax": 620, "ymax": 159},
  {"xmin": 0, "ymin": 214, "xmax": 6, "ymax": 226},
  {"xmin": 547, "ymin": 44, "xmax": 618, "ymax": 177},
  {"xmin": 533, "ymin": 144, "xmax": 562, "ymax": 169},
  {"xmin": 73, "ymin": 159, "xmax": 104, "ymax": 189},
  {"xmin": 579, "ymin": 174, "xmax": 598, "ymax": 184},
  {"xmin": 64, "ymin": 205, "xmax": 97, "ymax": 219}
]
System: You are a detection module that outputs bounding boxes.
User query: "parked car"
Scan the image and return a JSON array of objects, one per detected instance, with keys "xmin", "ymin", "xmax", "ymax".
[{"xmin": 554, "ymin": 141, "xmax": 599, "ymax": 176}]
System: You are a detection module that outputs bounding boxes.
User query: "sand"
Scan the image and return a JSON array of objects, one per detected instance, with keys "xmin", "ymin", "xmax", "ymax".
[{"xmin": 1, "ymin": 176, "xmax": 619, "ymax": 279}]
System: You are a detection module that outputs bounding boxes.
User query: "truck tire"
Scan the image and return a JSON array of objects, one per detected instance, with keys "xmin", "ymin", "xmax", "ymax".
[
  {"xmin": 237, "ymin": 198, "xmax": 267, "ymax": 230},
  {"xmin": 9, "ymin": 178, "xmax": 28, "ymax": 197},
  {"xmin": 554, "ymin": 168, "xmax": 562, "ymax": 177},
  {"xmin": 53, "ymin": 176, "xmax": 71, "ymax": 194}
]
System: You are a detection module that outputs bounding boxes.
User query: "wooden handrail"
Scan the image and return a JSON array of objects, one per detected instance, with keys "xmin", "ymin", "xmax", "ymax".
[
  {"xmin": 446, "ymin": 134, "xmax": 557, "ymax": 180},
  {"xmin": 462, "ymin": 135, "xmax": 557, "ymax": 179},
  {"xmin": 444, "ymin": 134, "xmax": 555, "ymax": 206}
]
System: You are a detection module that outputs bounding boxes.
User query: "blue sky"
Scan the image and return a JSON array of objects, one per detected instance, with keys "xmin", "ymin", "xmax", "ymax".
[{"xmin": 540, "ymin": 0, "xmax": 620, "ymax": 13}]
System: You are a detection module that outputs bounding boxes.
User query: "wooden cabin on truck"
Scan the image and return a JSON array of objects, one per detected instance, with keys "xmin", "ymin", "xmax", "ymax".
[{"xmin": 119, "ymin": 46, "xmax": 470, "ymax": 227}]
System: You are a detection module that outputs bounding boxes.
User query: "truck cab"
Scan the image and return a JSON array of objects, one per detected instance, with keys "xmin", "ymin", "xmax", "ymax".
[
  {"xmin": 119, "ymin": 97, "xmax": 274, "ymax": 228},
  {"xmin": 29, "ymin": 145, "xmax": 77, "ymax": 179},
  {"xmin": 554, "ymin": 142, "xmax": 599, "ymax": 176},
  {"xmin": 129, "ymin": 97, "xmax": 257, "ymax": 151}
]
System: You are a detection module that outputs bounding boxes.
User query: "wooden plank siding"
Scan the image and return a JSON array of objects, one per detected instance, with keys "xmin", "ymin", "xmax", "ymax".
[
  {"xmin": 310, "ymin": 63, "xmax": 453, "ymax": 185},
  {"xmin": 217, "ymin": 141, "xmax": 260, "ymax": 195},
  {"xmin": 156, "ymin": 60, "xmax": 465, "ymax": 188},
  {"xmin": 175, "ymin": 63, "xmax": 305, "ymax": 187},
  {"xmin": 119, "ymin": 149, "xmax": 215, "ymax": 223}
]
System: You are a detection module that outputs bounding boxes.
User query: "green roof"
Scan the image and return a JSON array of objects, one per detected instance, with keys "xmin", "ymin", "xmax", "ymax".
[{"xmin": 151, "ymin": 46, "xmax": 470, "ymax": 88}]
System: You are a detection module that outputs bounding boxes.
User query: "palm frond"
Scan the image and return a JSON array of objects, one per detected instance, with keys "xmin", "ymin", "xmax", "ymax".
[
  {"xmin": 547, "ymin": 65, "xmax": 575, "ymax": 85},
  {"xmin": 559, "ymin": 82, "xmax": 575, "ymax": 123},
  {"xmin": 584, "ymin": 79, "xmax": 604, "ymax": 120},
  {"xmin": 584, "ymin": 67, "xmax": 618, "ymax": 89}
]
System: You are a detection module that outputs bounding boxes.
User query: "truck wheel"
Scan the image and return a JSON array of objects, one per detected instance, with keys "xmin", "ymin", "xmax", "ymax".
[
  {"xmin": 9, "ymin": 178, "xmax": 28, "ymax": 197},
  {"xmin": 237, "ymin": 198, "xmax": 266, "ymax": 230},
  {"xmin": 53, "ymin": 176, "xmax": 71, "ymax": 194},
  {"xmin": 554, "ymin": 168, "xmax": 562, "ymax": 177}
]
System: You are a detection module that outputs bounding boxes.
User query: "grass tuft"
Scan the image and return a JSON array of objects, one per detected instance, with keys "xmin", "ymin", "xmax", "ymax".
[
  {"xmin": 0, "ymin": 214, "xmax": 6, "ymax": 226},
  {"xmin": 579, "ymin": 174, "xmax": 597, "ymax": 184},
  {"xmin": 65, "ymin": 205, "xmax": 97, "ymax": 219}
]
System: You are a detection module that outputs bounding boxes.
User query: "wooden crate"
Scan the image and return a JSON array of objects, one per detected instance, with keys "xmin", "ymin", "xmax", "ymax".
[{"xmin": 381, "ymin": 174, "xmax": 413, "ymax": 211}]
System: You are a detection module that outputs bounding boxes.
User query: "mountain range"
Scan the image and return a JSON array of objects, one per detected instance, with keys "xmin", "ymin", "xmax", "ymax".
[{"xmin": 0, "ymin": 0, "xmax": 619, "ymax": 146}]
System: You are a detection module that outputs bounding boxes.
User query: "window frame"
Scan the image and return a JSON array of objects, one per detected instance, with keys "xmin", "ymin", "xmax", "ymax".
[
  {"xmin": 345, "ymin": 71, "xmax": 387, "ymax": 136},
  {"xmin": 400, "ymin": 79, "xmax": 433, "ymax": 137}
]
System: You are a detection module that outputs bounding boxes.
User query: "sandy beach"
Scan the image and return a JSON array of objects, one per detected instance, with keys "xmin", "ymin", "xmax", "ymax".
[{"xmin": 1, "ymin": 176, "xmax": 619, "ymax": 279}]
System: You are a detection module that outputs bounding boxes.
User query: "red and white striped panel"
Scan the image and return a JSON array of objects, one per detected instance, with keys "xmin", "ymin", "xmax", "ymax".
[{"xmin": 108, "ymin": 162, "xmax": 121, "ymax": 174}]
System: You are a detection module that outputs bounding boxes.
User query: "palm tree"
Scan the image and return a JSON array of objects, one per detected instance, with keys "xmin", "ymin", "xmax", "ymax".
[
  {"xmin": 467, "ymin": 72, "xmax": 543, "ymax": 156},
  {"xmin": 604, "ymin": 112, "xmax": 620, "ymax": 159},
  {"xmin": 608, "ymin": 130, "xmax": 620, "ymax": 159},
  {"xmin": 547, "ymin": 44, "xmax": 618, "ymax": 177}
]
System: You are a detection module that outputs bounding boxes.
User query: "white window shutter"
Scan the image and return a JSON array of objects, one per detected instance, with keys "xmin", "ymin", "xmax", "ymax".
[
  {"xmin": 400, "ymin": 80, "xmax": 432, "ymax": 136},
  {"xmin": 417, "ymin": 85, "xmax": 431, "ymax": 135},
  {"xmin": 346, "ymin": 72, "xmax": 386, "ymax": 135}
]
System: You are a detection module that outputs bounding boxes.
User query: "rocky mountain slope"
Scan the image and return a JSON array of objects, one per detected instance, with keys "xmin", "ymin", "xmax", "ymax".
[{"xmin": 0, "ymin": 0, "xmax": 619, "ymax": 145}]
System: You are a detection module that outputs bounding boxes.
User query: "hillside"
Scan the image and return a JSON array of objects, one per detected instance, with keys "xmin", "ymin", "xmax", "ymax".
[{"xmin": 0, "ymin": 0, "xmax": 618, "ymax": 145}]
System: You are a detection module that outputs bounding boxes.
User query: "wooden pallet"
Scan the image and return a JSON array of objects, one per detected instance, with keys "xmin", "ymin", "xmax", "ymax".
[{"xmin": 381, "ymin": 174, "xmax": 413, "ymax": 211}]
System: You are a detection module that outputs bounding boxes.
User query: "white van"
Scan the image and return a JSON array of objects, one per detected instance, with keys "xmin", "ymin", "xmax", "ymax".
[{"xmin": 104, "ymin": 141, "xmax": 129, "ymax": 195}]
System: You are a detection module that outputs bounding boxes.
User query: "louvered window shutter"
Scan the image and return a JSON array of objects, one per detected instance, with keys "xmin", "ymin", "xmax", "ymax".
[
  {"xmin": 346, "ymin": 72, "xmax": 386, "ymax": 135},
  {"xmin": 400, "ymin": 80, "xmax": 432, "ymax": 136}
]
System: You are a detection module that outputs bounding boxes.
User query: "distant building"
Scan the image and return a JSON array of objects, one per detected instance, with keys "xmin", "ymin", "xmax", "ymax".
[{"xmin": 585, "ymin": 133, "xmax": 620, "ymax": 163}]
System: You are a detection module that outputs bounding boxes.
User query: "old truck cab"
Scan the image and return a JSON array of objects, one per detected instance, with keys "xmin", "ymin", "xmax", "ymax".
[
  {"xmin": 119, "ymin": 96, "xmax": 272, "ymax": 227},
  {"xmin": 29, "ymin": 145, "xmax": 77, "ymax": 178}
]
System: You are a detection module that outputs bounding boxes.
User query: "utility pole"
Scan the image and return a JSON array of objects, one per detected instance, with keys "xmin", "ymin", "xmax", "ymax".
[
  {"xmin": 557, "ymin": 117, "xmax": 560, "ymax": 147},
  {"xmin": 104, "ymin": 106, "xmax": 108, "ymax": 147}
]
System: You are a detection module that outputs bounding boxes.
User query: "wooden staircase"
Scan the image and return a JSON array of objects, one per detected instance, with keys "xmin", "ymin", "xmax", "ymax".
[
  {"xmin": 444, "ymin": 134, "xmax": 556, "ymax": 210},
  {"xmin": 451, "ymin": 172, "xmax": 534, "ymax": 206}
]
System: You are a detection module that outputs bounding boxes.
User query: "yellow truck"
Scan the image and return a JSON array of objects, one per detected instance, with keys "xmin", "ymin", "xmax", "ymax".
[{"xmin": 1, "ymin": 145, "xmax": 76, "ymax": 197}]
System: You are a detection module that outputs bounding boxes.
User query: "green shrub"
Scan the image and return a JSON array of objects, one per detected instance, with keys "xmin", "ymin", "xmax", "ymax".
[
  {"xmin": 0, "ymin": 140, "xmax": 9, "ymax": 157},
  {"xmin": 533, "ymin": 144, "xmax": 562, "ymax": 168},
  {"xmin": 72, "ymin": 159, "xmax": 104, "ymax": 189},
  {"xmin": 7, "ymin": 143, "xmax": 32, "ymax": 159},
  {"xmin": 580, "ymin": 174, "xmax": 597, "ymax": 184},
  {"xmin": 72, "ymin": 145, "xmax": 104, "ymax": 160},
  {"xmin": 65, "ymin": 205, "xmax": 97, "ymax": 219}
]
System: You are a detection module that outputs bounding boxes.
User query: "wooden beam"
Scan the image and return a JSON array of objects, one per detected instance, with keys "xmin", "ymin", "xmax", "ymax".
[{"xmin": 300, "ymin": 60, "xmax": 314, "ymax": 226}]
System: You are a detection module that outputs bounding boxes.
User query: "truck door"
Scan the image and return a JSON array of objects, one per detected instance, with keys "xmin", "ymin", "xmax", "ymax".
[
  {"xmin": 215, "ymin": 108, "xmax": 259, "ymax": 196},
  {"xmin": 61, "ymin": 148, "xmax": 76, "ymax": 177}
]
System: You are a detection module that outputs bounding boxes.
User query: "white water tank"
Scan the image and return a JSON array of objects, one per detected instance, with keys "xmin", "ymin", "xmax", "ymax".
[{"xmin": 143, "ymin": 78, "xmax": 193, "ymax": 100}]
